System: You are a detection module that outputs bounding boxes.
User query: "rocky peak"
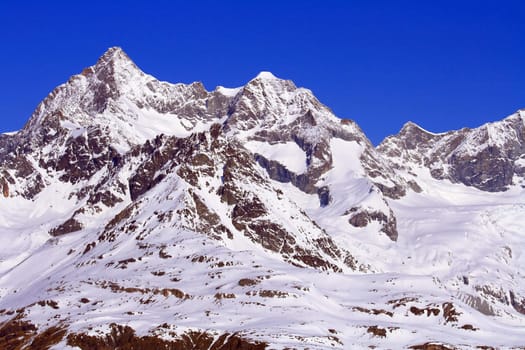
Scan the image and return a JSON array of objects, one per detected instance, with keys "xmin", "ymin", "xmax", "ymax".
[
  {"xmin": 397, "ymin": 121, "xmax": 437, "ymax": 143},
  {"xmin": 380, "ymin": 122, "xmax": 442, "ymax": 159},
  {"xmin": 21, "ymin": 48, "xmax": 144, "ymax": 134},
  {"xmin": 244, "ymin": 71, "xmax": 298, "ymax": 96},
  {"xmin": 378, "ymin": 110, "xmax": 525, "ymax": 192},
  {"xmin": 95, "ymin": 46, "xmax": 133, "ymax": 67},
  {"xmin": 224, "ymin": 71, "xmax": 324, "ymax": 133},
  {"xmin": 80, "ymin": 47, "xmax": 144, "ymax": 98}
]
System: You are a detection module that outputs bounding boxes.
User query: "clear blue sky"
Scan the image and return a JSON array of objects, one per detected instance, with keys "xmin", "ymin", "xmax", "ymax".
[{"xmin": 1, "ymin": 1, "xmax": 524, "ymax": 144}]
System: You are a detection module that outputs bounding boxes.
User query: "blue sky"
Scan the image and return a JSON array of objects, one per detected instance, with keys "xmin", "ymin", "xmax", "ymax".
[{"xmin": 1, "ymin": 1, "xmax": 524, "ymax": 144}]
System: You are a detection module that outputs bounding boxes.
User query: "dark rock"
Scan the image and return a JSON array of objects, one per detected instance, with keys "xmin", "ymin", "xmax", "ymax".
[
  {"xmin": 317, "ymin": 186, "xmax": 331, "ymax": 207},
  {"xmin": 449, "ymin": 147, "xmax": 514, "ymax": 192},
  {"xmin": 442, "ymin": 302, "xmax": 461, "ymax": 323},
  {"xmin": 254, "ymin": 154, "xmax": 295, "ymax": 183},
  {"xmin": 366, "ymin": 325, "xmax": 386, "ymax": 338},
  {"xmin": 374, "ymin": 182, "xmax": 406, "ymax": 200},
  {"xmin": 49, "ymin": 218, "xmax": 83, "ymax": 236},
  {"xmin": 509, "ymin": 290, "xmax": 525, "ymax": 315},
  {"xmin": 348, "ymin": 211, "xmax": 369, "ymax": 228},
  {"xmin": 348, "ymin": 208, "xmax": 398, "ymax": 241}
]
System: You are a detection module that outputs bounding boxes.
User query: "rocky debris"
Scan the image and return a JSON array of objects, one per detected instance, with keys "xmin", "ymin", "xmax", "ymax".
[{"xmin": 215, "ymin": 292, "xmax": 236, "ymax": 300}]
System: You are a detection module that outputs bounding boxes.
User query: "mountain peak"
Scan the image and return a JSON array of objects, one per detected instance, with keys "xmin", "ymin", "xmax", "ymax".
[
  {"xmin": 254, "ymin": 71, "xmax": 278, "ymax": 80},
  {"xmin": 399, "ymin": 121, "xmax": 438, "ymax": 136},
  {"xmin": 245, "ymin": 71, "xmax": 296, "ymax": 92},
  {"xmin": 400, "ymin": 121, "xmax": 422, "ymax": 130},
  {"xmin": 97, "ymin": 46, "xmax": 133, "ymax": 66},
  {"xmin": 86, "ymin": 46, "xmax": 143, "ymax": 82}
]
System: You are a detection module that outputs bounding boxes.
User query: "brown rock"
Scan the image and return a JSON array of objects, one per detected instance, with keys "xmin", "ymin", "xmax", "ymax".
[
  {"xmin": 49, "ymin": 217, "xmax": 83, "ymax": 236},
  {"xmin": 66, "ymin": 323, "xmax": 267, "ymax": 350}
]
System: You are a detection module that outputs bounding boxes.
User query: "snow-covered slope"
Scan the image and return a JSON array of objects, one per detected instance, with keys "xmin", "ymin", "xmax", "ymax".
[{"xmin": 0, "ymin": 47, "xmax": 524, "ymax": 349}]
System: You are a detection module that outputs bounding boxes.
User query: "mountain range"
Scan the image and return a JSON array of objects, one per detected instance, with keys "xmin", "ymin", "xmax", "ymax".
[{"xmin": 0, "ymin": 47, "xmax": 524, "ymax": 349}]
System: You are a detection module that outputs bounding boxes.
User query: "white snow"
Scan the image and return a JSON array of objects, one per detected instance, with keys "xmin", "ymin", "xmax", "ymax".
[
  {"xmin": 216, "ymin": 86, "xmax": 241, "ymax": 97},
  {"xmin": 254, "ymin": 71, "xmax": 278, "ymax": 80},
  {"xmin": 244, "ymin": 140, "xmax": 307, "ymax": 174}
]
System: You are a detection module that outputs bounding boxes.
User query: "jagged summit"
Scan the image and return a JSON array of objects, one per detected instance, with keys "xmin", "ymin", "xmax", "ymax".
[
  {"xmin": 82, "ymin": 46, "xmax": 145, "ymax": 85},
  {"xmin": 96, "ymin": 46, "xmax": 133, "ymax": 65},
  {"xmin": 98, "ymin": 46, "xmax": 128, "ymax": 61}
]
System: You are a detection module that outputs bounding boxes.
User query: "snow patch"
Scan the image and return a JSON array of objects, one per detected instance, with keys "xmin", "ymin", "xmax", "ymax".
[
  {"xmin": 244, "ymin": 140, "xmax": 307, "ymax": 174},
  {"xmin": 216, "ymin": 86, "xmax": 241, "ymax": 97},
  {"xmin": 254, "ymin": 71, "xmax": 278, "ymax": 80}
]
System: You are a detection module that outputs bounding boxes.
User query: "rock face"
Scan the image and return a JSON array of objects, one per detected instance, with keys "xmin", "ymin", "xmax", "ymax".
[
  {"xmin": 378, "ymin": 112, "xmax": 525, "ymax": 192},
  {"xmin": 1, "ymin": 47, "xmax": 524, "ymax": 349}
]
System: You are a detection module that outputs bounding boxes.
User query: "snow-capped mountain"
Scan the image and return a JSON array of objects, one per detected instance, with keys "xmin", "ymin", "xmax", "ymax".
[
  {"xmin": 378, "ymin": 111, "xmax": 525, "ymax": 192},
  {"xmin": 0, "ymin": 47, "xmax": 524, "ymax": 349}
]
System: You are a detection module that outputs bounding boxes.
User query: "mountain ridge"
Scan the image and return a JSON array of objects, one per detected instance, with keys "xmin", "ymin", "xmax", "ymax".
[{"xmin": 0, "ymin": 47, "xmax": 524, "ymax": 349}]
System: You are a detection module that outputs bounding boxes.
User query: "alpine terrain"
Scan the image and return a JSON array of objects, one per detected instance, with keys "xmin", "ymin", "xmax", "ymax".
[{"xmin": 0, "ymin": 47, "xmax": 524, "ymax": 349}]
